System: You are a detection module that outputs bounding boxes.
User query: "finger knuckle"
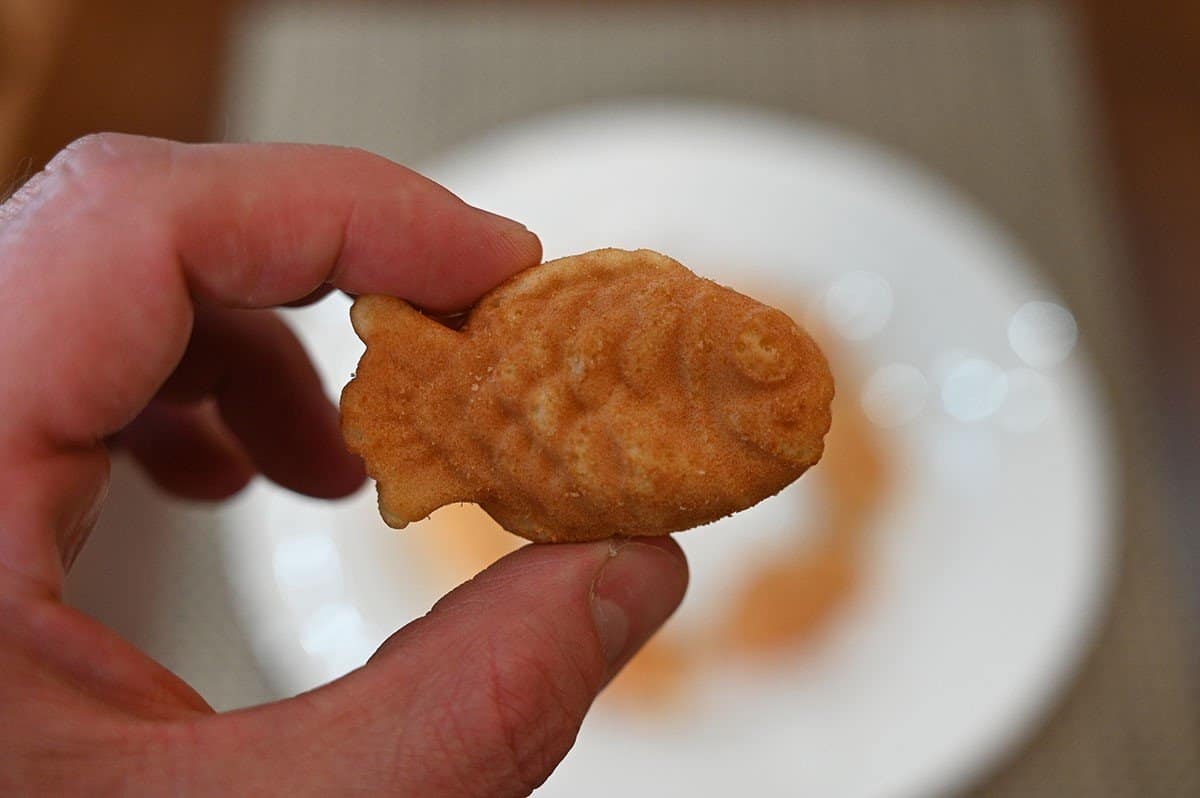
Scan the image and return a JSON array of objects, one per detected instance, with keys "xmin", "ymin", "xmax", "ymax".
[
  {"xmin": 53, "ymin": 132, "xmax": 132, "ymax": 172},
  {"xmin": 1, "ymin": 134, "xmax": 128, "ymax": 225},
  {"xmin": 43, "ymin": 133, "xmax": 161, "ymax": 204}
]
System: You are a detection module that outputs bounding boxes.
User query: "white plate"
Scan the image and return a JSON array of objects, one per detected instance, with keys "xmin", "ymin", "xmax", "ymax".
[{"xmin": 220, "ymin": 102, "xmax": 1116, "ymax": 798}]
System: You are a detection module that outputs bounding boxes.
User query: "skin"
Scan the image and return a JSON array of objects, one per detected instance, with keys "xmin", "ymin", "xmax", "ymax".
[{"xmin": 0, "ymin": 134, "xmax": 689, "ymax": 797}]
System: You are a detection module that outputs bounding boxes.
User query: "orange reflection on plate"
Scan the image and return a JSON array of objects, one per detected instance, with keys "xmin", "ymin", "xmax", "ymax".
[{"xmin": 725, "ymin": 365, "xmax": 889, "ymax": 653}]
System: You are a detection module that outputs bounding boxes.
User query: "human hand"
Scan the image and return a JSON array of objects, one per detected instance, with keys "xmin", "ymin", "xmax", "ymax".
[{"xmin": 0, "ymin": 135, "xmax": 688, "ymax": 796}]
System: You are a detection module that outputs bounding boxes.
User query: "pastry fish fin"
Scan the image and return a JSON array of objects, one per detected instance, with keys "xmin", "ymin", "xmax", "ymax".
[
  {"xmin": 375, "ymin": 467, "xmax": 475, "ymax": 529},
  {"xmin": 349, "ymin": 294, "xmax": 458, "ymax": 371}
]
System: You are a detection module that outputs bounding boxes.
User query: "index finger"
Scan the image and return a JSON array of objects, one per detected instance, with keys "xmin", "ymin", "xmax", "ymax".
[
  {"xmin": 0, "ymin": 134, "xmax": 540, "ymax": 594},
  {"xmin": 0, "ymin": 133, "xmax": 540, "ymax": 452}
]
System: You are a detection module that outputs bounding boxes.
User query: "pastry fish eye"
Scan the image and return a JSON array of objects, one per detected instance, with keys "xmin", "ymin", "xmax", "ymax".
[{"xmin": 728, "ymin": 309, "xmax": 800, "ymax": 385}]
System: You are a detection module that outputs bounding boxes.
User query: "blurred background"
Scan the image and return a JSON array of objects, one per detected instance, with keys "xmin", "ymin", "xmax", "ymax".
[{"xmin": 4, "ymin": 1, "xmax": 1198, "ymax": 796}]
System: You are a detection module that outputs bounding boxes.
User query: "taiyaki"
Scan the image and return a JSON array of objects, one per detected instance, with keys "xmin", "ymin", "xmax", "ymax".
[{"xmin": 340, "ymin": 248, "xmax": 834, "ymax": 542}]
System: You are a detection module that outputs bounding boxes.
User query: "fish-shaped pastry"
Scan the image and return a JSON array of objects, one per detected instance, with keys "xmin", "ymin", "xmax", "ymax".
[{"xmin": 340, "ymin": 248, "xmax": 834, "ymax": 542}]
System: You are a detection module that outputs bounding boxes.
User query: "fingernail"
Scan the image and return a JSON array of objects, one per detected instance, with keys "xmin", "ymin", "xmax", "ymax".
[
  {"xmin": 471, "ymin": 205, "xmax": 529, "ymax": 233},
  {"xmin": 590, "ymin": 538, "xmax": 687, "ymax": 669}
]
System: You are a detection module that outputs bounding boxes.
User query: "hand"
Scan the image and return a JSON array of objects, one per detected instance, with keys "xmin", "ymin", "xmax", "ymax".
[{"xmin": 0, "ymin": 135, "xmax": 688, "ymax": 796}]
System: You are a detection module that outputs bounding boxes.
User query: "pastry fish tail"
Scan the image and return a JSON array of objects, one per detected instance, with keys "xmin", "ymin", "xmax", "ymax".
[{"xmin": 343, "ymin": 294, "xmax": 472, "ymax": 528}]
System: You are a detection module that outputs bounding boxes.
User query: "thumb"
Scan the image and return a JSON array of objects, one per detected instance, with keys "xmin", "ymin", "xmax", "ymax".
[{"xmin": 190, "ymin": 537, "xmax": 688, "ymax": 797}]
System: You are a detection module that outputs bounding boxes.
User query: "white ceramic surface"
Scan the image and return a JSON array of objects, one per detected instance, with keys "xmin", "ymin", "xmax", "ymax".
[{"xmin": 220, "ymin": 102, "xmax": 1116, "ymax": 798}]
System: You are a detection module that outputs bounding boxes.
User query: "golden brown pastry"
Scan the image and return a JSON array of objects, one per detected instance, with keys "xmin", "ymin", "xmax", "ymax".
[{"xmin": 340, "ymin": 248, "xmax": 834, "ymax": 542}]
